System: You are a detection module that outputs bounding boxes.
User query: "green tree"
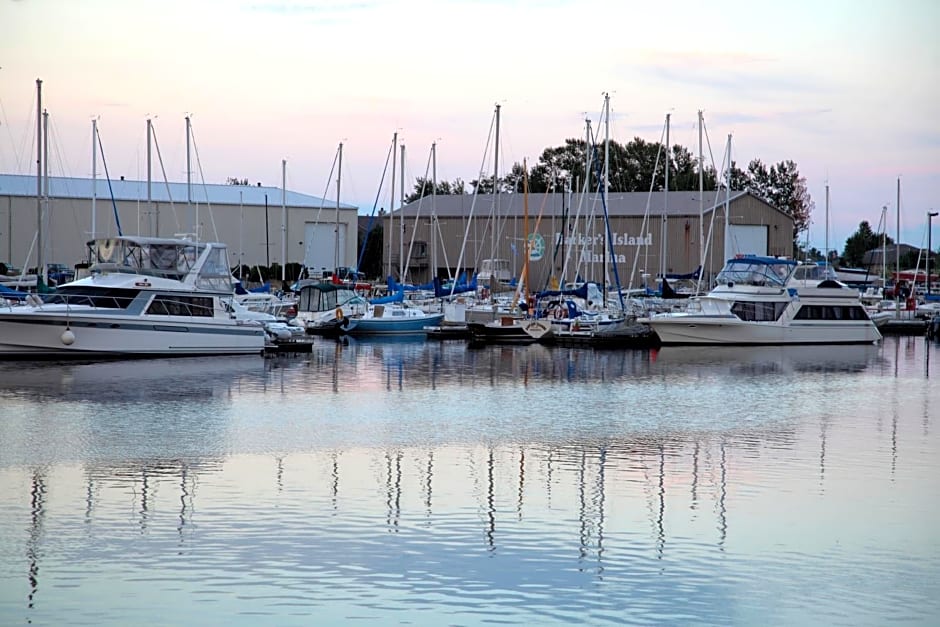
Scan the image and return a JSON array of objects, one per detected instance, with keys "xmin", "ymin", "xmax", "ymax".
[
  {"xmin": 403, "ymin": 177, "xmax": 467, "ymax": 204},
  {"xmin": 842, "ymin": 221, "xmax": 882, "ymax": 267},
  {"xmin": 745, "ymin": 159, "xmax": 814, "ymax": 254}
]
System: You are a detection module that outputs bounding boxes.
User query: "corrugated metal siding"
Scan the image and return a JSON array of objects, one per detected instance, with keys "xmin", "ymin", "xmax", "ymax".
[{"xmin": 385, "ymin": 193, "xmax": 795, "ymax": 289}]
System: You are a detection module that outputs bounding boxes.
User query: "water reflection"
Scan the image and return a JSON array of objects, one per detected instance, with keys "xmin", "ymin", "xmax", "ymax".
[{"xmin": 0, "ymin": 338, "xmax": 937, "ymax": 625}]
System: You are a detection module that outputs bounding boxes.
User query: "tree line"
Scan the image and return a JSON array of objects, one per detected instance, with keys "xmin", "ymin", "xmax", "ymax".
[{"xmin": 404, "ymin": 136, "xmax": 814, "ymax": 253}]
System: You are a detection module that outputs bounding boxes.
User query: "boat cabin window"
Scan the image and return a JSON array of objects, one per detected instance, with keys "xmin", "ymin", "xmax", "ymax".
[
  {"xmin": 42, "ymin": 286, "xmax": 140, "ymax": 309},
  {"xmin": 793, "ymin": 305, "xmax": 871, "ymax": 321},
  {"xmin": 146, "ymin": 294, "xmax": 215, "ymax": 317},
  {"xmin": 731, "ymin": 301, "xmax": 788, "ymax": 322}
]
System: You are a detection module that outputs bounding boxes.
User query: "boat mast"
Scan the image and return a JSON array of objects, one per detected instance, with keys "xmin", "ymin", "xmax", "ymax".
[
  {"xmin": 724, "ymin": 134, "xmax": 731, "ymax": 261},
  {"xmin": 584, "ymin": 117, "xmax": 592, "ymax": 282},
  {"xmin": 400, "ymin": 142, "xmax": 405, "ymax": 281},
  {"xmin": 281, "ymin": 159, "xmax": 287, "ymax": 283},
  {"xmin": 335, "ymin": 142, "xmax": 342, "ymax": 273},
  {"xmin": 147, "ymin": 117, "xmax": 154, "ymax": 236},
  {"xmin": 661, "ymin": 113, "xmax": 670, "ymax": 283},
  {"xmin": 42, "ymin": 108, "xmax": 49, "ymax": 277},
  {"xmin": 35, "ymin": 79, "xmax": 42, "ymax": 278},
  {"xmin": 91, "ymin": 118, "xmax": 97, "ymax": 241},
  {"xmin": 895, "ymin": 177, "xmax": 900, "ymax": 308},
  {"xmin": 492, "ymin": 103, "xmax": 500, "ymax": 290},
  {"xmin": 697, "ymin": 110, "xmax": 704, "ymax": 289},
  {"xmin": 881, "ymin": 205, "xmax": 887, "ymax": 286},
  {"xmin": 431, "ymin": 141, "xmax": 438, "ymax": 281},
  {"xmin": 603, "ymin": 93, "xmax": 610, "ymax": 307},
  {"xmin": 523, "ymin": 158, "xmax": 530, "ymax": 312},
  {"xmin": 825, "ymin": 180, "xmax": 830, "ymax": 271},
  {"xmin": 186, "ymin": 115, "xmax": 192, "ymax": 237},
  {"xmin": 388, "ymin": 132, "xmax": 397, "ymax": 280}
]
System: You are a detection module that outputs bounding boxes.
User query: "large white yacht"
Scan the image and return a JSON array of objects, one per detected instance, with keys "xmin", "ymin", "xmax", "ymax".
[
  {"xmin": 0, "ymin": 236, "xmax": 267, "ymax": 358},
  {"xmin": 641, "ymin": 256, "xmax": 882, "ymax": 346}
]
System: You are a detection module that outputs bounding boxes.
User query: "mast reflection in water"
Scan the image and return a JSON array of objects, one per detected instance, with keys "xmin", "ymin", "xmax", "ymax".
[{"xmin": 0, "ymin": 338, "xmax": 937, "ymax": 625}]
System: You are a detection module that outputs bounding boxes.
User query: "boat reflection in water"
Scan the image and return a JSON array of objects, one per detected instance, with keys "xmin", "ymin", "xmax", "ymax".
[{"xmin": 0, "ymin": 338, "xmax": 936, "ymax": 625}]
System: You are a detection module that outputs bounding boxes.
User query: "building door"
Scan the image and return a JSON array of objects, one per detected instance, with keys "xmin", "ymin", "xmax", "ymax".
[
  {"xmin": 304, "ymin": 222, "xmax": 346, "ymax": 277},
  {"xmin": 726, "ymin": 225, "xmax": 768, "ymax": 259}
]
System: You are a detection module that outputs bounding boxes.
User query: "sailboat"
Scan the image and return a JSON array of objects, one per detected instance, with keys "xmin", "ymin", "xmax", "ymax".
[{"xmin": 466, "ymin": 160, "xmax": 554, "ymax": 344}]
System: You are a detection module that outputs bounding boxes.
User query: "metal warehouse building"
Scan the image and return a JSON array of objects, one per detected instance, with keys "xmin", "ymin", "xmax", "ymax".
[
  {"xmin": 385, "ymin": 190, "xmax": 794, "ymax": 289},
  {"xmin": 0, "ymin": 174, "xmax": 359, "ymax": 276}
]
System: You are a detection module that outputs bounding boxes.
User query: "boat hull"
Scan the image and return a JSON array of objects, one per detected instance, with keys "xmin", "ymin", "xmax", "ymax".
[
  {"xmin": 347, "ymin": 313, "xmax": 444, "ymax": 336},
  {"xmin": 647, "ymin": 316, "xmax": 882, "ymax": 346},
  {"xmin": 0, "ymin": 310, "xmax": 266, "ymax": 358},
  {"xmin": 466, "ymin": 319, "xmax": 554, "ymax": 345}
]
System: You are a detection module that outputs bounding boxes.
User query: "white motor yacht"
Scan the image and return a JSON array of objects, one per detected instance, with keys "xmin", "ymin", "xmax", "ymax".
[
  {"xmin": 641, "ymin": 256, "xmax": 882, "ymax": 346},
  {"xmin": 0, "ymin": 236, "xmax": 267, "ymax": 358}
]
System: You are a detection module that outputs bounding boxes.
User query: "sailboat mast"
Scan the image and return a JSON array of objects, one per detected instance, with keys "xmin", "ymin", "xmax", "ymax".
[
  {"xmin": 698, "ymin": 110, "xmax": 704, "ymax": 283},
  {"xmin": 35, "ymin": 79, "xmax": 42, "ymax": 277},
  {"xmin": 882, "ymin": 205, "xmax": 887, "ymax": 284},
  {"xmin": 186, "ymin": 115, "xmax": 192, "ymax": 236},
  {"xmin": 431, "ymin": 142, "xmax": 438, "ymax": 281},
  {"xmin": 825, "ymin": 181, "xmax": 830, "ymax": 270},
  {"xmin": 147, "ymin": 118, "xmax": 154, "ymax": 235},
  {"xmin": 281, "ymin": 159, "xmax": 287, "ymax": 283},
  {"xmin": 335, "ymin": 143, "xmax": 343, "ymax": 273},
  {"xmin": 400, "ymin": 143, "xmax": 405, "ymax": 280},
  {"xmin": 388, "ymin": 132, "xmax": 397, "ymax": 280},
  {"xmin": 661, "ymin": 113, "xmax": 670, "ymax": 282},
  {"xmin": 523, "ymin": 158, "xmax": 530, "ymax": 310},
  {"xmin": 492, "ymin": 104, "xmax": 500, "ymax": 275},
  {"xmin": 895, "ymin": 177, "xmax": 900, "ymax": 306},
  {"xmin": 604, "ymin": 93, "xmax": 610, "ymax": 307},
  {"xmin": 584, "ymin": 118, "xmax": 592, "ymax": 281},
  {"xmin": 91, "ymin": 118, "xmax": 97, "ymax": 241},
  {"xmin": 42, "ymin": 108, "xmax": 49, "ymax": 276},
  {"xmin": 724, "ymin": 135, "xmax": 732, "ymax": 261}
]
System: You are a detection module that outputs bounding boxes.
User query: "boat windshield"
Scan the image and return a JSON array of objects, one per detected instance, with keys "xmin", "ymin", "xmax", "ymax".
[
  {"xmin": 42, "ymin": 286, "xmax": 140, "ymax": 309},
  {"xmin": 89, "ymin": 238, "xmax": 200, "ymax": 281},
  {"xmin": 792, "ymin": 263, "xmax": 838, "ymax": 282},
  {"xmin": 715, "ymin": 259, "xmax": 795, "ymax": 287}
]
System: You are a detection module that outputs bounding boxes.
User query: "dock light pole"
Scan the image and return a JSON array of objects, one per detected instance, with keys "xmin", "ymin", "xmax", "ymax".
[{"xmin": 929, "ymin": 211, "xmax": 938, "ymax": 297}]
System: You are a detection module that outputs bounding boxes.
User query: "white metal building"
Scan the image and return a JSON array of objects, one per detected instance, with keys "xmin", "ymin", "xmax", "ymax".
[{"xmin": 0, "ymin": 174, "xmax": 358, "ymax": 275}]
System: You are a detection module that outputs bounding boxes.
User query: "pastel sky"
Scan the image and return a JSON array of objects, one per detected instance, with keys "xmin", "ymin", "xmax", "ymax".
[{"xmin": 1, "ymin": 0, "xmax": 938, "ymax": 254}]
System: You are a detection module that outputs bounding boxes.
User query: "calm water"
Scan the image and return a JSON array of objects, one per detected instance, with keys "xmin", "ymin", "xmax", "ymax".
[{"xmin": 1, "ymin": 337, "xmax": 938, "ymax": 626}]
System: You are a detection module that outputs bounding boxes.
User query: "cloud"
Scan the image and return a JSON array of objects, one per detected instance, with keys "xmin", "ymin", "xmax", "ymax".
[{"xmin": 624, "ymin": 51, "xmax": 830, "ymax": 104}]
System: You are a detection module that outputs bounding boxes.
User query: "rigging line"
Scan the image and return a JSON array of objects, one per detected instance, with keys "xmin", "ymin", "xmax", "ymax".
[
  {"xmin": 698, "ymin": 137, "xmax": 730, "ymax": 291},
  {"xmin": 452, "ymin": 109, "xmax": 497, "ymax": 298},
  {"xmin": 467, "ymin": 113, "xmax": 497, "ymax": 275},
  {"xmin": 150, "ymin": 122, "xmax": 180, "ymax": 234},
  {"xmin": 626, "ymin": 118, "xmax": 667, "ymax": 293},
  {"xmin": 0, "ymin": 95, "xmax": 23, "ymax": 172},
  {"xmin": 12, "ymin": 95, "xmax": 38, "ymax": 175},
  {"xmin": 188, "ymin": 124, "xmax": 219, "ymax": 242},
  {"xmin": 402, "ymin": 145, "xmax": 434, "ymax": 281},
  {"xmin": 357, "ymin": 136, "xmax": 393, "ymax": 276},
  {"xmin": 95, "ymin": 124, "xmax": 123, "ymax": 237},
  {"xmin": 589, "ymin": 128, "xmax": 626, "ymax": 311}
]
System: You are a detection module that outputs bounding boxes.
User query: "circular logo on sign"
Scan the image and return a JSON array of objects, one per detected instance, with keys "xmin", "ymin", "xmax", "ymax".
[{"xmin": 527, "ymin": 233, "xmax": 545, "ymax": 261}]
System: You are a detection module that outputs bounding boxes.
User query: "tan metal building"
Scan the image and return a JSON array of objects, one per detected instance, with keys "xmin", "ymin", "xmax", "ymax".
[
  {"xmin": 385, "ymin": 190, "xmax": 794, "ymax": 289},
  {"xmin": 0, "ymin": 174, "xmax": 358, "ymax": 276}
]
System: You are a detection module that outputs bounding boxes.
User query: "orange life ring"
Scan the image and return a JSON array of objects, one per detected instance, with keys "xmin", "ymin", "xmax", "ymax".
[{"xmin": 335, "ymin": 307, "xmax": 344, "ymax": 321}]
